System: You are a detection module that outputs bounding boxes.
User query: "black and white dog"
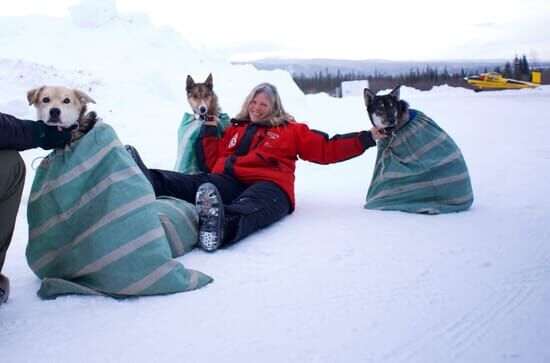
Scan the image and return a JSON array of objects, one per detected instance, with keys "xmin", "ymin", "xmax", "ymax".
[{"xmin": 364, "ymin": 85, "xmax": 409, "ymax": 134}]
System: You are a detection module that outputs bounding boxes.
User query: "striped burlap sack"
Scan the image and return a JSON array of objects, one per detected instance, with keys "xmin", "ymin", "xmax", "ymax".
[
  {"xmin": 155, "ymin": 196, "xmax": 199, "ymax": 257},
  {"xmin": 174, "ymin": 112, "xmax": 230, "ymax": 174},
  {"xmin": 365, "ymin": 109, "xmax": 474, "ymax": 214},
  {"xmin": 26, "ymin": 122, "xmax": 211, "ymax": 299}
]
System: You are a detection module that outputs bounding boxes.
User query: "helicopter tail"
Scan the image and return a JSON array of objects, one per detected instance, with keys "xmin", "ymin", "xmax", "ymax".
[{"xmin": 531, "ymin": 71, "xmax": 542, "ymax": 84}]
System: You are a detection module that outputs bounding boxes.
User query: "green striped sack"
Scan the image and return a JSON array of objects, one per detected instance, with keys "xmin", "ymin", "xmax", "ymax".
[
  {"xmin": 365, "ymin": 109, "xmax": 474, "ymax": 214},
  {"xmin": 26, "ymin": 122, "xmax": 212, "ymax": 299},
  {"xmin": 174, "ymin": 112, "xmax": 230, "ymax": 174}
]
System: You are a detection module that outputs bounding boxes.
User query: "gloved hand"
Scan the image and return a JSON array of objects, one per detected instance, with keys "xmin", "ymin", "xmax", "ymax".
[{"xmin": 28, "ymin": 120, "xmax": 72, "ymax": 150}]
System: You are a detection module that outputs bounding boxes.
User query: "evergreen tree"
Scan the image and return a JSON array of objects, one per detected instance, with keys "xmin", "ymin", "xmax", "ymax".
[
  {"xmin": 504, "ymin": 62, "xmax": 512, "ymax": 77},
  {"xmin": 290, "ymin": 53, "xmax": 544, "ymax": 96},
  {"xmin": 513, "ymin": 55, "xmax": 522, "ymax": 78},
  {"xmin": 521, "ymin": 55, "xmax": 530, "ymax": 77}
]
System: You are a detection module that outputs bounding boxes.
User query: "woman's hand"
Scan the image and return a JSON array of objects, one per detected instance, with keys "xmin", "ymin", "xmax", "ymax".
[
  {"xmin": 204, "ymin": 115, "xmax": 220, "ymax": 126},
  {"xmin": 370, "ymin": 126, "xmax": 388, "ymax": 141}
]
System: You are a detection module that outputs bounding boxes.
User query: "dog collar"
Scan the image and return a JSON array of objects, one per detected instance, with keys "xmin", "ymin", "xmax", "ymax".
[{"xmin": 230, "ymin": 118, "xmax": 289, "ymax": 128}]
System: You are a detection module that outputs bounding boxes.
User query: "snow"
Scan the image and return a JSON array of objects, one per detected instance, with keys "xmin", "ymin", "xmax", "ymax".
[
  {"xmin": 69, "ymin": 0, "xmax": 118, "ymax": 28},
  {"xmin": 1, "ymin": 3, "xmax": 550, "ymax": 363}
]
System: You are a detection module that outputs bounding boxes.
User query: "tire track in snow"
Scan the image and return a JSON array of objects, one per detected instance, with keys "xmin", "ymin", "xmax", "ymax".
[{"xmin": 382, "ymin": 233, "xmax": 550, "ymax": 362}]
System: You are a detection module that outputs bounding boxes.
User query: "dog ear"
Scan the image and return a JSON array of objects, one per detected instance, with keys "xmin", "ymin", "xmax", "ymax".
[
  {"xmin": 389, "ymin": 85, "xmax": 401, "ymax": 100},
  {"xmin": 27, "ymin": 86, "xmax": 45, "ymax": 106},
  {"xmin": 74, "ymin": 90, "xmax": 96, "ymax": 104},
  {"xmin": 363, "ymin": 88, "xmax": 376, "ymax": 106},
  {"xmin": 186, "ymin": 75, "xmax": 195, "ymax": 92},
  {"xmin": 205, "ymin": 73, "xmax": 213, "ymax": 90}
]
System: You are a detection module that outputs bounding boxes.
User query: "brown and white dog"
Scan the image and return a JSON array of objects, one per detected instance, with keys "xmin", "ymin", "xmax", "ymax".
[
  {"xmin": 186, "ymin": 73, "xmax": 220, "ymax": 121},
  {"xmin": 27, "ymin": 86, "xmax": 99, "ymax": 142}
]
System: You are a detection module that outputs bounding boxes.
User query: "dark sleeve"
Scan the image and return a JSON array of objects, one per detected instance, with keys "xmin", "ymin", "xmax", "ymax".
[
  {"xmin": 197, "ymin": 124, "xmax": 223, "ymax": 172},
  {"xmin": 196, "ymin": 123, "xmax": 214, "ymax": 172},
  {"xmin": 0, "ymin": 112, "xmax": 37, "ymax": 151}
]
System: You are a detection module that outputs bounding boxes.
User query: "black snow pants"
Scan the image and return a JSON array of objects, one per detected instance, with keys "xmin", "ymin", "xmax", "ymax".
[
  {"xmin": 148, "ymin": 169, "xmax": 291, "ymax": 245},
  {"xmin": 0, "ymin": 150, "xmax": 25, "ymax": 273}
]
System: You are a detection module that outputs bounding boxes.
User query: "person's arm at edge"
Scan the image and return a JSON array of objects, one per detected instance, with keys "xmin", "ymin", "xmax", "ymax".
[{"xmin": 0, "ymin": 112, "xmax": 71, "ymax": 151}]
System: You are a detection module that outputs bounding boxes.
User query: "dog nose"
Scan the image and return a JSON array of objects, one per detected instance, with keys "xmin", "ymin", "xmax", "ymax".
[
  {"xmin": 198, "ymin": 105, "xmax": 207, "ymax": 115},
  {"xmin": 49, "ymin": 108, "xmax": 61, "ymax": 117}
]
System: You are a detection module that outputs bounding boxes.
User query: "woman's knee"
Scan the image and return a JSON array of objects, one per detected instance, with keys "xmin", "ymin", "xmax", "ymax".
[
  {"xmin": 0, "ymin": 150, "xmax": 26, "ymax": 196},
  {"xmin": 230, "ymin": 182, "xmax": 290, "ymax": 214}
]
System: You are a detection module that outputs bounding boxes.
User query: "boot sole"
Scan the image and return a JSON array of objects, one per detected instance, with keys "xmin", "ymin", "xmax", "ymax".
[{"xmin": 196, "ymin": 183, "xmax": 224, "ymax": 252}]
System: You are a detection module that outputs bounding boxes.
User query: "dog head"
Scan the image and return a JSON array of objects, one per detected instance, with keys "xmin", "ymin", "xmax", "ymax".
[
  {"xmin": 363, "ymin": 85, "xmax": 409, "ymax": 133},
  {"xmin": 27, "ymin": 86, "xmax": 96, "ymax": 129},
  {"xmin": 186, "ymin": 73, "xmax": 219, "ymax": 118}
]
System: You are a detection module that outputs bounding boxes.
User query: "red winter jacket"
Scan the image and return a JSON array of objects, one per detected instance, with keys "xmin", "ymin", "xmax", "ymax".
[{"xmin": 198, "ymin": 119, "xmax": 376, "ymax": 210}]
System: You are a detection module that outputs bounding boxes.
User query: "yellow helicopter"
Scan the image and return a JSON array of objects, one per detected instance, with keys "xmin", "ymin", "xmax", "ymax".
[{"xmin": 464, "ymin": 71, "xmax": 541, "ymax": 91}]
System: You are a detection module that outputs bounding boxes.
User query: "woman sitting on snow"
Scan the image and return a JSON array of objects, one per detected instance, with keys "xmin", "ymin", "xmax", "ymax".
[{"xmin": 128, "ymin": 83, "xmax": 386, "ymax": 251}]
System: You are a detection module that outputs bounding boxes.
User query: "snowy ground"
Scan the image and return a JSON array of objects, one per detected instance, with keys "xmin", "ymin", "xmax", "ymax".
[{"xmin": 1, "ymin": 2, "xmax": 550, "ymax": 362}]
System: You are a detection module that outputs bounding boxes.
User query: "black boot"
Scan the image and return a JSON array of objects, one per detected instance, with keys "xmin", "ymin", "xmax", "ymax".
[
  {"xmin": 0, "ymin": 273, "xmax": 9, "ymax": 305},
  {"xmin": 222, "ymin": 214, "xmax": 240, "ymax": 245},
  {"xmin": 195, "ymin": 183, "xmax": 225, "ymax": 252},
  {"xmin": 125, "ymin": 145, "xmax": 154, "ymax": 185}
]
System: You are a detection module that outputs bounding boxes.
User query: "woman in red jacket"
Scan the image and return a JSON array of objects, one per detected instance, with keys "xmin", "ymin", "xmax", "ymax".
[{"xmin": 130, "ymin": 83, "xmax": 386, "ymax": 252}]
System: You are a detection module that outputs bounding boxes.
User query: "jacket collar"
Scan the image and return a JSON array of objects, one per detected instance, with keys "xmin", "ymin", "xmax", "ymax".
[{"xmin": 230, "ymin": 118, "xmax": 289, "ymax": 128}]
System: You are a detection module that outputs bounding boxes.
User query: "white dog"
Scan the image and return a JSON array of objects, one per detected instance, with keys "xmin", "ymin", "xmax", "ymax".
[{"xmin": 27, "ymin": 85, "xmax": 98, "ymax": 141}]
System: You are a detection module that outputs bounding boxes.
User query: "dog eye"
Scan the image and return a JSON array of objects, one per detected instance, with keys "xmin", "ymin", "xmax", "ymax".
[
  {"xmin": 63, "ymin": 98, "xmax": 71, "ymax": 104},
  {"xmin": 42, "ymin": 97, "xmax": 50, "ymax": 103}
]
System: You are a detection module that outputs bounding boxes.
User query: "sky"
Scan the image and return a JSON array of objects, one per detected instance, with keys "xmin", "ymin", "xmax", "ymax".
[
  {"xmin": 1, "ymin": 5, "xmax": 550, "ymax": 362},
  {"xmin": 3, "ymin": 0, "xmax": 550, "ymax": 62}
]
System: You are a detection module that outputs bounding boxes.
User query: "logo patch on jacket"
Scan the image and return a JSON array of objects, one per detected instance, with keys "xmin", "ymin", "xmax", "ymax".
[
  {"xmin": 266, "ymin": 131, "xmax": 279, "ymax": 140},
  {"xmin": 228, "ymin": 133, "xmax": 239, "ymax": 148}
]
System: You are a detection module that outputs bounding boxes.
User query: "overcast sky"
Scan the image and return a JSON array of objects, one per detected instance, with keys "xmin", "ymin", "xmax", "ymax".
[{"xmin": 4, "ymin": 0, "xmax": 550, "ymax": 62}]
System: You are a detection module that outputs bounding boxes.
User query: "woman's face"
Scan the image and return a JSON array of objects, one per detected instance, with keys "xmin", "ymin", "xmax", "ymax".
[{"xmin": 248, "ymin": 92, "xmax": 272, "ymax": 122}]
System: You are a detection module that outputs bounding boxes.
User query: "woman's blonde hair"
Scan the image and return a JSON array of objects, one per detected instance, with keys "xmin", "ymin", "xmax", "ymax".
[{"xmin": 235, "ymin": 83, "xmax": 293, "ymax": 126}]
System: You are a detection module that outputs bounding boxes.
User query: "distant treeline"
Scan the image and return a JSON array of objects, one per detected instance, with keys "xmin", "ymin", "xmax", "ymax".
[{"xmin": 292, "ymin": 55, "xmax": 550, "ymax": 95}]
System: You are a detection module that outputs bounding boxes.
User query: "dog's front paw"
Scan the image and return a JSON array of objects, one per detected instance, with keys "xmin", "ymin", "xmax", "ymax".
[
  {"xmin": 70, "ymin": 129, "xmax": 85, "ymax": 143},
  {"xmin": 70, "ymin": 111, "xmax": 99, "ymax": 142}
]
